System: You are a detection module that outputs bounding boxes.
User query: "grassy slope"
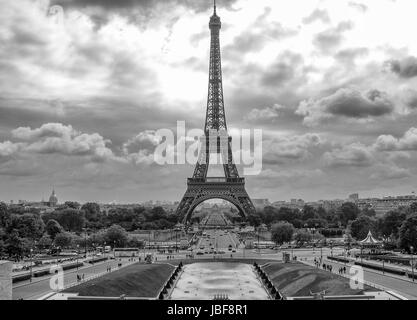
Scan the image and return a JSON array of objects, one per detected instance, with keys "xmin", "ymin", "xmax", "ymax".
[
  {"xmin": 263, "ymin": 262, "xmax": 375, "ymax": 297},
  {"xmin": 64, "ymin": 263, "xmax": 175, "ymax": 298}
]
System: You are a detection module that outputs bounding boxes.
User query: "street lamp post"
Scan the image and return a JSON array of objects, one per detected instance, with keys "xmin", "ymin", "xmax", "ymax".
[
  {"xmin": 114, "ymin": 240, "xmax": 116, "ymax": 259},
  {"xmin": 29, "ymin": 248, "xmax": 33, "ymax": 283},
  {"xmin": 257, "ymin": 229, "xmax": 260, "ymax": 255},
  {"xmin": 76, "ymin": 244, "xmax": 80, "ymax": 270},
  {"xmin": 411, "ymin": 246, "xmax": 415, "ymax": 282},
  {"xmin": 382, "ymin": 244, "xmax": 385, "ymax": 275},
  {"xmin": 84, "ymin": 228, "xmax": 87, "ymax": 258}
]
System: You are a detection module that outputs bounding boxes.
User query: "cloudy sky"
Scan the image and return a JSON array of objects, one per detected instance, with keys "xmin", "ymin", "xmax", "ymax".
[{"xmin": 1, "ymin": 0, "xmax": 417, "ymax": 204}]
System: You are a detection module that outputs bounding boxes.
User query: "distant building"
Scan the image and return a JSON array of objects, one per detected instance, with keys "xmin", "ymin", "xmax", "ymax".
[
  {"xmin": 348, "ymin": 193, "xmax": 359, "ymax": 202},
  {"xmin": 48, "ymin": 189, "xmax": 58, "ymax": 207},
  {"xmin": 358, "ymin": 195, "xmax": 417, "ymax": 216}
]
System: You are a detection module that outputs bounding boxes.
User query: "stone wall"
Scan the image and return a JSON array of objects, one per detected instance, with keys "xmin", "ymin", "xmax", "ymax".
[{"xmin": 0, "ymin": 261, "xmax": 12, "ymax": 300}]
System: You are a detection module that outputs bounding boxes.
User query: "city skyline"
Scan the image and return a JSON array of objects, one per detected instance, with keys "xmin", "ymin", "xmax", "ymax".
[{"xmin": 1, "ymin": 0, "xmax": 417, "ymax": 203}]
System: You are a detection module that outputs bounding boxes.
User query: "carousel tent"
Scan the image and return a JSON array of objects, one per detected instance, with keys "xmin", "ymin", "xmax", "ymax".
[
  {"xmin": 360, "ymin": 231, "xmax": 381, "ymax": 245},
  {"xmin": 360, "ymin": 231, "xmax": 382, "ymax": 254}
]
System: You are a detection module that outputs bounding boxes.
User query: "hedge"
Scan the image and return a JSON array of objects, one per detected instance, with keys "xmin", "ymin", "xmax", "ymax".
[
  {"xmin": 87, "ymin": 257, "xmax": 108, "ymax": 264},
  {"xmin": 327, "ymin": 256, "xmax": 349, "ymax": 263},
  {"xmin": 354, "ymin": 261, "xmax": 406, "ymax": 276}
]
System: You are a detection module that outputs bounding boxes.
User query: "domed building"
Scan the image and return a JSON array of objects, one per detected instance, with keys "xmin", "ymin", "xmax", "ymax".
[{"xmin": 48, "ymin": 189, "xmax": 58, "ymax": 207}]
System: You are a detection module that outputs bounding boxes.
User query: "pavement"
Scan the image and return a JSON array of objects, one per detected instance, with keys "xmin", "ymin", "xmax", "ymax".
[{"xmin": 12, "ymin": 257, "xmax": 134, "ymax": 300}]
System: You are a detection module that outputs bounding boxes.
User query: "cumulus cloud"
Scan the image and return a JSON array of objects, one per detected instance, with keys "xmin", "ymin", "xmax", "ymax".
[
  {"xmin": 245, "ymin": 104, "xmax": 284, "ymax": 122},
  {"xmin": 9, "ymin": 123, "xmax": 116, "ymax": 162},
  {"xmin": 296, "ymin": 88, "xmax": 394, "ymax": 126},
  {"xmin": 263, "ymin": 133, "xmax": 322, "ymax": 165},
  {"xmin": 260, "ymin": 51, "xmax": 303, "ymax": 87},
  {"xmin": 224, "ymin": 7, "xmax": 297, "ymax": 56},
  {"xmin": 122, "ymin": 130, "xmax": 161, "ymax": 165},
  {"xmin": 374, "ymin": 127, "xmax": 417, "ymax": 152},
  {"xmin": 403, "ymin": 90, "xmax": 417, "ymax": 109},
  {"xmin": 335, "ymin": 47, "xmax": 368, "ymax": 64},
  {"xmin": 302, "ymin": 9, "xmax": 331, "ymax": 25},
  {"xmin": 370, "ymin": 164, "xmax": 411, "ymax": 180},
  {"xmin": 322, "ymin": 143, "xmax": 374, "ymax": 167},
  {"xmin": 313, "ymin": 21, "xmax": 353, "ymax": 53},
  {"xmin": 0, "ymin": 141, "xmax": 22, "ymax": 157},
  {"xmin": 385, "ymin": 56, "xmax": 417, "ymax": 79}
]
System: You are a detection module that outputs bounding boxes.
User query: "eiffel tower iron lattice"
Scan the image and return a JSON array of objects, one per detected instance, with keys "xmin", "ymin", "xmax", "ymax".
[{"xmin": 176, "ymin": 1, "xmax": 256, "ymax": 224}]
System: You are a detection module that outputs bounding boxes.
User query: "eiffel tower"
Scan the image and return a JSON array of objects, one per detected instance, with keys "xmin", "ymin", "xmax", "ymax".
[{"xmin": 176, "ymin": 0, "xmax": 256, "ymax": 224}]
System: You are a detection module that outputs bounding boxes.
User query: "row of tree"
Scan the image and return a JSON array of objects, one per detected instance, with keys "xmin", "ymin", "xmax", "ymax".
[
  {"xmin": 267, "ymin": 203, "xmax": 417, "ymax": 251},
  {"xmin": 0, "ymin": 202, "xmax": 175, "ymax": 260}
]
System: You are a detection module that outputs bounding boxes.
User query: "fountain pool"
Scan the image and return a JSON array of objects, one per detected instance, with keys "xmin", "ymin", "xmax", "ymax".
[{"xmin": 170, "ymin": 262, "xmax": 270, "ymax": 300}]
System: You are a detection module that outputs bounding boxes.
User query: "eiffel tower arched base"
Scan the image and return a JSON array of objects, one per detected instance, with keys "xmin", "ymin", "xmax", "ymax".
[{"xmin": 176, "ymin": 178, "xmax": 256, "ymax": 224}]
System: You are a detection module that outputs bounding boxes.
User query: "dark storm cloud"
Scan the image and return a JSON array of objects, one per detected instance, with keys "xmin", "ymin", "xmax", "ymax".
[
  {"xmin": 313, "ymin": 21, "xmax": 353, "ymax": 53},
  {"xmin": 297, "ymin": 88, "xmax": 394, "ymax": 126},
  {"xmin": 326, "ymin": 89, "xmax": 394, "ymax": 117},
  {"xmin": 385, "ymin": 56, "xmax": 417, "ymax": 79},
  {"xmin": 302, "ymin": 9, "xmax": 331, "ymax": 24},
  {"xmin": 332, "ymin": 90, "xmax": 393, "ymax": 117}
]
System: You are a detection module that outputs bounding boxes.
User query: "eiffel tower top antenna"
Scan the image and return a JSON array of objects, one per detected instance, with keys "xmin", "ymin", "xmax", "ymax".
[{"xmin": 214, "ymin": 0, "xmax": 217, "ymax": 15}]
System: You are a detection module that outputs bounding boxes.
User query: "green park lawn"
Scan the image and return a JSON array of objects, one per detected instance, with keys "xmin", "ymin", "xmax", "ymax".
[
  {"xmin": 263, "ymin": 261, "xmax": 376, "ymax": 297},
  {"xmin": 64, "ymin": 263, "xmax": 175, "ymax": 298}
]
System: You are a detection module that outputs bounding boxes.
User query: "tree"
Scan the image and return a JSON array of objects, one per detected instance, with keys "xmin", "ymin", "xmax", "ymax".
[
  {"xmin": 305, "ymin": 218, "xmax": 327, "ymax": 229},
  {"xmin": 361, "ymin": 207, "xmax": 376, "ymax": 218},
  {"xmin": 56, "ymin": 209, "xmax": 86, "ymax": 232},
  {"xmin": 398, "ymin": 213, "xmax": 417, "ymax": 252},
  {"xmin": 294, "ymin": 230, "xmax": 313, "ymax": 244},
  {"xmin": 5, "ymin": 230, "xmax": 29, "ymax": 259},
  {"xmin": 271, "ymin": 221, "xmax": 295, "ymax": 245},
  {"xmin": 247, "ymin": 214, "xmax": 262, "ymax": 227},
  {"xmin": 350, "ymin": 215, "xmax": 376, "ymax": 240},
  {"xmin": 338, "ymin": 202, "xmax": 360, "ymax": 227},
  {"xmin": 0, "ymin": 202, "xmax": 10, "ymax": 228},
  {"xmin": 379, "ymin": 211, "xmax": 406, "ymax": 240},
  {"xmin": 105, "ymin": 225, "xmax": 128, "ymax": 248},
  {"xmin": 46, "ymin": 219, "xmax": 64, "ymax": 239},
  {"xmin": 63, "ymin": 201, "xmax": 81, "ymax": 210},
  {"xmin": 301, "ymin": 205, "xmax": 317, "ymax": 221},
  {"xmin": 54, "ymin": 232, "xmax": 73, "ymax": 248},
  {"xmin": 8, "ymin": 214, "xmax": 45, "ymax": 240},
  {"xmin": 81, "ymin": 202, "xmax": 101, "ymax": 222},
  {"xmin": 150, "ymin": 207, "xmax": 167, "ymax": 221},
  {"xmin": 38, "ymin": 234, "xmax": 52, "ymax": 249},
  {"xmin": 409, "ymin": 202, "xmax": 417, "ymax": 214},
  {"xmin": 127, "ymin": 236, "xmax": 144, "ymax": 248}
]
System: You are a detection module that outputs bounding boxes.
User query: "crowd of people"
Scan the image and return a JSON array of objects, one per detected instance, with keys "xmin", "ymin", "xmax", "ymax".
[{"xmin": 313, "ymin": 257, "xmax": 348, "ymax": 275}]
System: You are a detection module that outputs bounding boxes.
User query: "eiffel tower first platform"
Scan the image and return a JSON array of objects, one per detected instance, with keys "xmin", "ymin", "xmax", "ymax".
[{"xmin": 176, "ymin": 1, "xmax": 256, "ymax": 224}]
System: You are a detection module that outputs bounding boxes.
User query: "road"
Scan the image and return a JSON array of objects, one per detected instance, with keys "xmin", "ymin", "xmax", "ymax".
[
  {"xmin": 303, "ymin": 256, "xmax": 417, "ymax": 300},
  {"xmin": 12, "ymin": 258, "xmax": 127, "ymax": 300}
]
